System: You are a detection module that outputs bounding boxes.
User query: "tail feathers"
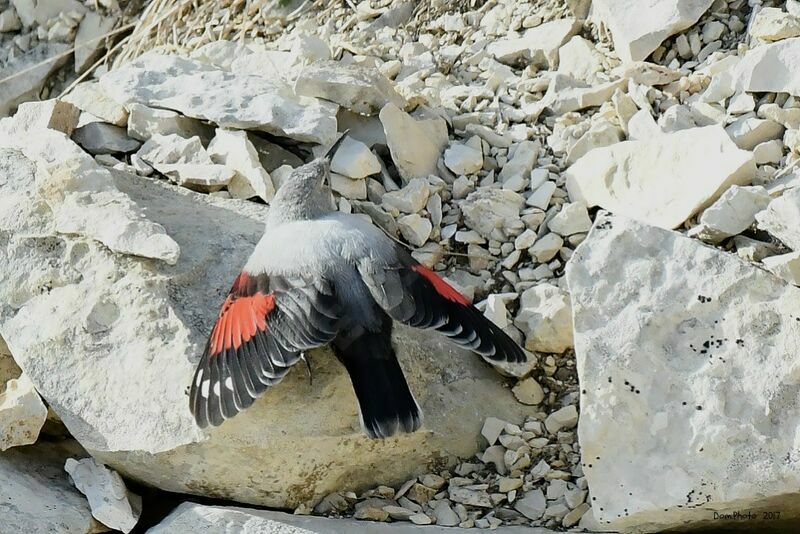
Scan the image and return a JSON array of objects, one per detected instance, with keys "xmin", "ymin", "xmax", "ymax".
[{"xmin": 333, "ymin": 326, "xmax": 422, "ymax": 439}]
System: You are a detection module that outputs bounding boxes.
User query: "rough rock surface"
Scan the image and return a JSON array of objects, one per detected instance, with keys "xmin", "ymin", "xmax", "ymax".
[
  {"xmin": 0, "ymin": 149, "xmax": 528, "ymax": 508},
  {"xmin": 567, "ymin": 213, "xmax": 800, "ymax": 532},
  {"xmin": 593, "ymin": 0, "xmax": 714, "ymax": 62},
  {"xmin": 65, "ymin": 457, "xmax": 141, "ymax": 533},
  {"xmin": 565, "ymin": 126, "xmax": 756, "ymax": 229},
  {"xmin": 733, "ymin": 37, "xmax": 800, "ymax": 96},
  {"xmin": 295, "ymin": 60, "xmax": 406, "ymax": 115},
  {"xmin": 0, "ymin": 128, "xmax": 180, "ymax": 265},
  {"xmin": 1, "ymin": 440, "xmax": 94, "ymax": 533},
  {"xmin": 100, "ymin": 53, "xmax": 338, "ymax": 144},
  {"xmin": 0, "ymin": 372, "xmax": 48, "ymax": 450},
  {"xmin": 380, "ymin": 103, "xmax": 448, "ymax": 182},
  {"xmin": 148, "ymin": 503, "xmax": 553, "ymax": 533},
  {"xmin": 0, "ymin": 43, "xmax": 70, "ymax": 117}
]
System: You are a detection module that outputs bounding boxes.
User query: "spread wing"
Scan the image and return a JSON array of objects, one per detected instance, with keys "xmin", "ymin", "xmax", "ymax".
[
  {"xmin": 189, "ymin": 271, "xmax": 340, "ymax": 428},
  {"xmin": 358, "ymin": 248, "xmax": 527, "ymax": 364}
]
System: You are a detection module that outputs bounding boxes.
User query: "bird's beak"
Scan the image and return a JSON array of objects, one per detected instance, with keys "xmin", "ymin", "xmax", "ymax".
[
  {"xmin": 324, "ymin": 130, "xmax": 350, "ymax": 161},
  {"xmin": 322, "ymin": 130, "xmax": 350, "ymax": 186}
]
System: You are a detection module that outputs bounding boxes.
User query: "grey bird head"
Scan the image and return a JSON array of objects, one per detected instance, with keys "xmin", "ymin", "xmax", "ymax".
[{"xmin": 266, "ymin": 132, "xmax": 349, "ymax": 226}]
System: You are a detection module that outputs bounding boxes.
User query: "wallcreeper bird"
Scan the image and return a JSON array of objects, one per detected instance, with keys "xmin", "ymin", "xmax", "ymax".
[{"xmin": 189, "ymin": 134, "xmax": 527, "ymax": 439}]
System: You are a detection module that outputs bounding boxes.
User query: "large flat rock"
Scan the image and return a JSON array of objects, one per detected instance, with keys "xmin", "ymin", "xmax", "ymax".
[
  {"xmin": 592, "ymin": 0, "xmax": 714, "ymax": 62},
  {"xmin": 565, "ymin": 125, "xmax": 755, "ymax": 229},
  {"xmin": 0, "ymin": 440, "xmax": 94, "ymax": 533},
  {"xmin": 0, "ymin": 147, "xmax": 529, "ymax": 508},
  {"xmin": 733, "ymin": 37, "xmax": 800, "ymax": 97},
  {"xmin": 148, "ymin": 503, "xmax": 555, "ymax": 534},
  {"xmin": 100, "ymin": 53, "xmax": 338, "ymax": 144},
  {"xmin": 566, "ymin": 213, "xmax": 800, "ymax": 532}
]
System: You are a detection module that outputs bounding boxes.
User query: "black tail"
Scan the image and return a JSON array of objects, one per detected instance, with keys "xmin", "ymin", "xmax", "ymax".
[{"xmin": 332, "ymin": 317, "xmax": 422, "ymax": 439}]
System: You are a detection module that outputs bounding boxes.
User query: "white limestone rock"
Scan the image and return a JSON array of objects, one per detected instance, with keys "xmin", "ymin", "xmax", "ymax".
[
  {"xmin": 567, "ymin": 213, "xmax": 800, "ymax": 532},
  {"xmin": 157, "ymin": 163, "xmax": 235, "ymax": 192},
  {"xmin": 487, "ymin": 18, "xmax": 580, "ymax": 68},
  {"xmin": 0, "ymin": 131, "xmax": 180, "ymax": 265},
  {"xmin": 732, "ymin": 37, "xmax": 800, "ymax": 97},
  {"xmin": 762, "ymin": 252, "xmax": 800, "ymax": 286},
  {"xmin": 1, "ymin": 441, "xmax": 94, "ymax": 533},
  {"xmin": 529, "ymin": 233, "xmax": 564, "ymax": 263},
  {"xmin": 515, "ymin": 284, "xmax": 573, "ymax": 354},
  {"xmin": 749, "ymin": 7, "xmax": 800, "ymax": 42},
  {"xmin": 11, "ymin": 0, "xmax": 85, "ymax": 26},
  {"xmin": 330, "ymin": 137, "xmax": 381, "ymax": 179},
  {"xmin": 74, "ymin": 11, "xmax": 118, "ymax": 74},
  {"xmin": 0, "ymin": 43, "xmax": 70, "ymax": 117},
  {"xmin": 63, "ymin": 82, "xmax": 128, "ymax": 127},
  {"xmin": 444, "ymin": 143, "xmax": 483, "ymax": 175},
  {"xmin": 725, "ymin": 117, "xmax": 784, "ymax": 151},
  {"xmin": 126, "ymin": 103, "xmax": 211, "ymax": 142},
  {"xmin": 548, "ymin": 201, "xmax": 592, "ymax": 236},
  {"xmin": 627, "ymin": 109, "xmax": 661, "ymax": 141},
  {"xmin": 100, "ymin": 52, "xmax": 337, "ymax": 144},
  {"xmin": 499, "ymin": 140, "xmax": 540, "ymax": 183},
  {"xmin": 208, "ymin": 129, "xmax": 275, "ymax": 202},
  {"xmin": 756, "ymin": 187, "xmax": 800, "ymax": 250},
  {"xmin": 544, "ymin": 405, "xmax": 578, "ymax": 434},
  {"xmin": 295, "ymin": 61, "xmax": 405, "ymax": 115},
  {"xmin": 460, "ymin": 189, "xmax": 525, "ymax": 239},
  {"xmin": 689, "ymin": 185, "xmax": 771, "ymax": 243},
  {"xmin": 753, "ymin": 139, "xmax": 784, "ymax": 165},
  {"xmin": 0, "ymin": 372, "xmax": 47, "ymax": 450},
  {"xmin": 379, "ymin": 103, "xmax": 447, "ymax": 182},
  {"xmin": 514, "ymin": 489, "xmax": 547, "ymax": 520},
  {"xmin": 65, "ymin": 457, "xmax": 141, "ymax": 533},
  {"xmin": 592, "ymin": 0, "xmax": 714, "ymax": 62},
  {"xmin": 329, "ymin": 173, "xmax": 367, "ymax": 200},
  {"xmin": 484, "ymin": 294, "xmax": 511, "ymax": 330},
  {"xmin": 137, "ymin": 133, "xmax": 210, "ymax": 166},
  {"xmin": 0, "ymin": 7, "xmax": 21, "ymax": 32},
  {"xmin": 11, "ymin": 99, "xmax": 80, "ymax": 136},
  {"xmin": 397, "ymin": 213, "xmax": 432, "ymax": 246},
  {"xmin": 567, "ymin": 119, "xmax": 623, "ymax": 164},
  {"xmin": 150, "ymin": 503, "xmax": 542, "ymax": 534},
  {"xmin": 0, "ymin": 148, "xmax": 528, "ymax": 508},
  {"xmin": 612, "ymin": 61, "xmax": 681, "ymax": 86},
  {"xmin": 527, "ymin": 181, "xmax": 557, "ymax": 210},
  {"xmin": 541, "ymin": 75, "xmax": 628, "ymax": 116},
  {"xmin": 566, "ymin": 125, "xmax": 756, "ymax": 229},
  {"xmin": 381, "ymin": 178, "xmax": 431, "ymax": 213},
  {"xmin": 558, "ymin": 36, "xmax": 604, "ymax": 82}
]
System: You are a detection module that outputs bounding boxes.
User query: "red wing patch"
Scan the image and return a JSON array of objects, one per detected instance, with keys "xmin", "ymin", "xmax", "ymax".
[
  {"xmin": 209, "ymin": 273, "xmax": 275, "ymax": 354},
  {"xmin": 411, "ymin": 264, "xmax": 470, "ymax": 306}
]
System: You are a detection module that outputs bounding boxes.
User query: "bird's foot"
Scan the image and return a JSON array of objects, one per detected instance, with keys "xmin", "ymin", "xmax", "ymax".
[{"xmin": 300, "ymin": 352, "xmax": 313, "ymax": 386}]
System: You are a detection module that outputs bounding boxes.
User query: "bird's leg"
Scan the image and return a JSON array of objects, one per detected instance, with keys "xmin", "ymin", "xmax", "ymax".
[{"xmin": 300, "ymin": 352, "xmax": 313, "ymax": 386}]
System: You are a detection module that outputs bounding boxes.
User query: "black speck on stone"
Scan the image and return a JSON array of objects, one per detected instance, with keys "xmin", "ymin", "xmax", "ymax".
[{"xmin": 696, "ymin": 406, "xmax": 702, "ymax": 410}]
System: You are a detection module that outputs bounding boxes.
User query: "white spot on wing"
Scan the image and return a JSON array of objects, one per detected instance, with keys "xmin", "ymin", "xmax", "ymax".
[
  {"xmin": 195, "ymin": 370, "xmax": 204, "ymax": 386},
  {"xmin": 224, "ymin": 377, "xmax": 234, "ymax": 391},
  {"xmin": 213, "ymin": 381, "xmax": 221, "ymax": 396},
  {"xmin": 201, "ymin": 380, "xmax": 210, "ymax": 398}
]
